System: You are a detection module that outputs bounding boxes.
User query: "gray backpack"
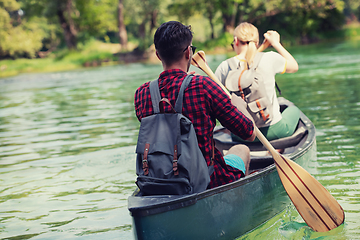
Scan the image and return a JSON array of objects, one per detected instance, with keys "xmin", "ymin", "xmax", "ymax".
[
  {"xmin": 135, "ymin": 75, "xmax": 213, "ymax": 196},
  {"xmin": 225, "ymin": 53, "xmax": 280, "ymax": 127}
]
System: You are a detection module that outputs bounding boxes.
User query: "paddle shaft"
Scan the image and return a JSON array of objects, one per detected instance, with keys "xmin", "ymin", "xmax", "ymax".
[{"xmin": 256, "ymin": 39, "xmax": 271, "ymax": 53}]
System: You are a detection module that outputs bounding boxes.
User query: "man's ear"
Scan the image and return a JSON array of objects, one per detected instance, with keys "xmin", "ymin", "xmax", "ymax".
[
  {"xmin": 156, "ymin": 51, "xmax": 161, "ymax": 61},
  {"xmin": 184, "ymin": 47, "xmax": 191, "ymax": 60}
]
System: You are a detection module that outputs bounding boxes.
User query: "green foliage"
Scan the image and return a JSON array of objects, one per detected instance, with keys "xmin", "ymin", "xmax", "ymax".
[
  {"xmin": 75, "ymin": 0, "xmax": 118, "ymax": 41},
  {"xmin": 0, "ymin": 0, "xmax": 52, "ymax": 58},
  {"xmin": 19, "ymin": 0, "xmax": 120, "ymax": 48},
  {"xmin": 122, "ymin": 0, "xmax": 164, "ymax": 51},
  {"xmin": 344, "ymin": 0, "xmax": 360, "ymax": 21},
  {"xmin": 0, "ymin": 23, "xmax": 43, "ymax": 58},
  {"xmin": 54, "ymin": 39, "xmax": 117, "ymax": 64},
  {"xmin": 0, "ymin": 0, "xmax": 19, "ymax": 10},
  {"xmin": 0, "ymin": 39, "xmax": 120, "ymax": 78},
  {"xmin": 0, "ymin": 0, "xmax": 358, "ymax": 60},
  {"xmin": 321, "ymin": 22, "xmax": 360, "ymax": 40},
  {"xmin": 168, "ymin": 1, "xmax": 196, "ymax": 23},
  {"xmin": 195, "ymin": 32, "xmax": 233, "ymax": 50}
]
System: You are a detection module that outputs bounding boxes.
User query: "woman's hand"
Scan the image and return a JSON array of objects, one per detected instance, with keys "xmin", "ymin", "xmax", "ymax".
[
  {"xmin": 263, "ymin": 30, "xmax": 280, "ymax": 47},
  {"xmin": 263, "ymin": 30, "xmax": 299, "ymax": 73}
]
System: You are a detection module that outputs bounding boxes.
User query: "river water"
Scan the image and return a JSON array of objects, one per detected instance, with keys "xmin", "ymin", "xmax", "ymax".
[{"xmin": 1, "ymin": 40, "xmax": 360, "ymax": 239}]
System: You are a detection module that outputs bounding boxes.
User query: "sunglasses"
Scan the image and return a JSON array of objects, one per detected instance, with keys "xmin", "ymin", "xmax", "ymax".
[
  {"xmin": 231, "ymin": 39, "xmax": 251, "ymax": 49},
  {"xmin": 183, "ymin": 45, "xmax": 197, "ymax": 53}
]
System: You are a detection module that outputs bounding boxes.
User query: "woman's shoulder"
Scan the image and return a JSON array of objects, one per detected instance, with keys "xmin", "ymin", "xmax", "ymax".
[
  {"xmin": 259, "ymin": 51, "xmax": 285, "ymax": 65},
  {"xmin": 258, "ymin": 51, "xmax": 286, "ymax": 73},
  {"xmin": 261, "ymin": 51, "xmax": 283, "ymax": 59}
]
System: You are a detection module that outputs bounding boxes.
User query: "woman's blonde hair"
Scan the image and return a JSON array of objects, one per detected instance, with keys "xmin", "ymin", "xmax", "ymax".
[{"xmin": 233, "ymin": 22, "xmax": 259, "ymax": 68}]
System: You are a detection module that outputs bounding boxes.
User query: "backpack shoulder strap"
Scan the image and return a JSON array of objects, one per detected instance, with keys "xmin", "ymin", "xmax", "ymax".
[
  {"xmin": 251, "ymin": 52, "xmax": 282, "ymax": 95},
  {"xmin": 226, "ymin": 57, "xmax": 239, "ymax": 70},
  {"xmin": 149, "ymin": 79, "xmax": 161, "ymax": 114},
  {"xmin": 174, "ymin": 74, "xmax": 193, "ymax": 113}
]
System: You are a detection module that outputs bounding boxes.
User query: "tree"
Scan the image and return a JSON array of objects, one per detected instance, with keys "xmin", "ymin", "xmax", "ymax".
[
  {"xmin": 203, "ymin": 0, "xmax": 217, "ymax": 39},
  {"xmin": 169, "ymin": 0, "xmax": 219, "ymax": 39},
  {"xmin": 253, "ymin": 0, "xmax": 345, "ymax": 43},
  {"xmin": 217, "ymin": 0, "xmax": 238, "ymax": 33},
  {"xmin": 123, "ymin": 0, "xmax": 163, "ymax": 51},
  {"xmin": 0, "ymin": 0, "xmax": 48, "ymax": 58},
  {"xmin": 215, "ymin": 0, "xmax": 345, "ymax": 43},
  {"xmin": 19, "ymin": 0, "xmax": 78, "ymax": 49},
  {"xmin": 343, "ymin": 0, "xmax": 360, "ymax": 22},
  {"xmin": 74, "ymin": 0, "xmax": 118, "ymax": 41},
  {"xmin": 118, "ymin": 0, "xmax": 128, "ymax": 50},
  {"xmin": 56, "ymin": 0, "xmax": 78, "ymax": 49}
]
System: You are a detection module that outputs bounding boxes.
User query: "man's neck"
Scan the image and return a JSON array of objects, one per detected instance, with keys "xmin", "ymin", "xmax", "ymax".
[{"xmin": 163, "ymin": 62, "xmax": 188, "ymax": 72}]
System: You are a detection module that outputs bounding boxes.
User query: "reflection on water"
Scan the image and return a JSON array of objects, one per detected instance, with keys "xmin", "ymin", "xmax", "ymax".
[
  {"xmin": 237, "ymin": 40, "xmax": 360, "ymax": 239},
  {"xmin": 1, "ymin": 40, "xmax": 360, "ymax": 239},
  {"xmin": 1, "ymin": 146, "xmax": 136, "ymax": 239},
  {"xmin": 0, "ymin": 64, "xmax": 162, "ymax": 240}
]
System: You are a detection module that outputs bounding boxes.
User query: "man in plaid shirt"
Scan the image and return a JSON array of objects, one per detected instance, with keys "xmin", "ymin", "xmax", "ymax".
[{"xmin": 134, "ymin": 21, "xmax": 255, "ymax": 189}]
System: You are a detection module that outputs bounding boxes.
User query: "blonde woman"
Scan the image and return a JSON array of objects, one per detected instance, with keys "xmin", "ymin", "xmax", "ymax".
[{"xmin": 215, "ymin": 22, "xmax": 300, "ymax": 141}]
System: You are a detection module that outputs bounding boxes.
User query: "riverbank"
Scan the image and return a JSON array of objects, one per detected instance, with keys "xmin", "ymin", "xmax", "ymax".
[{"xmin": 1, "ymin": 23, "xmax": 359, "ymax": 79}]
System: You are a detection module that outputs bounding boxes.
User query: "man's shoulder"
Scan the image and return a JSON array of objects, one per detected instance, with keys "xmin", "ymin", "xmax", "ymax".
[
  {"xmin": 135, "ymin": 81, "xmax": 151, "ymax": 95},
  {"xmin": 189, "ymin": 74, "xmax": 217, "ymax": 89},
  {"xmin": 190, "ymin": 74, "xmax": 213, "ymax": 83},
  {"xmin": 189, "ymin": 74, "xmax": 225, "ymax": 98}
]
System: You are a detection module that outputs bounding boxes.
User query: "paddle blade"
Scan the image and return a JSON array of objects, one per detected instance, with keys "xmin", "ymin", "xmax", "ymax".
[{"xmin": 274, "ymin": 154, "xmax": 344, "ymax": 232}]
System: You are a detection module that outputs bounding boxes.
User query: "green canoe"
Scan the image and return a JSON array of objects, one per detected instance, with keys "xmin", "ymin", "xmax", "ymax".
[{"xmin": 128, "ymin": 97, "xmax": 316, "ymax": 240}]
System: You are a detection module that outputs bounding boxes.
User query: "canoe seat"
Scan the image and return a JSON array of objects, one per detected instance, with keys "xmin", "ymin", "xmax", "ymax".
[{"xmin": 248, "ymin": 125, "xmax": 308, "ymax": 151}]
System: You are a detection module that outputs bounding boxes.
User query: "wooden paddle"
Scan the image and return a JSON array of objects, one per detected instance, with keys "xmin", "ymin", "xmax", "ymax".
[
  {"xmin": 191, "ymin": 50, "xmax": 344, "ymax": 232},
  {"xmin": 256, "ymin": 39, "xmax": 271, "ymax": 53}
]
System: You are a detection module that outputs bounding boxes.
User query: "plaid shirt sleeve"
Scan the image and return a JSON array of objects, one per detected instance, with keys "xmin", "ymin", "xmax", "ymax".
[
  {"xmin": 202, "ymin": 77, "xmax": 254, "ymax": 140},
  {"xmin": 134, "ymin": 81, "xmax": 152, "ymax": 121}
]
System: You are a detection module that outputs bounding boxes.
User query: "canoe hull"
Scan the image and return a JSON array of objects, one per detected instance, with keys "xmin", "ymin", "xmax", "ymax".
[{"xmin": 131, "ymin": 142, "xmax": 316, "ymax": 240}]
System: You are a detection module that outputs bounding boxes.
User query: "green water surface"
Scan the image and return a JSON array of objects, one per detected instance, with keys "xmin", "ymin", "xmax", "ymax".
[{"xmin": 1, "ymin": 40, "xmax": 360, "ymax": 239}]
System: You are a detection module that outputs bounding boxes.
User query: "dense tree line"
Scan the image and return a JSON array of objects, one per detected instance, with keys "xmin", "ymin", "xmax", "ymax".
[{"xmin": 0, "ymin": 0, "xmax": 359, "ymax": 59}]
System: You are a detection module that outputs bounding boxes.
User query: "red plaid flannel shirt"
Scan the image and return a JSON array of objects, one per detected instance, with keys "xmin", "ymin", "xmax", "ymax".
[{"xmin": 134, "ymin": 69, "xmax": 254, "ymax": 188}]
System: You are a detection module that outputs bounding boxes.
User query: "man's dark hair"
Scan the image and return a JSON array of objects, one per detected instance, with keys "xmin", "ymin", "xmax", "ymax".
[{"xmin": 154, "ymin": 21, "xmax": 193, "ymax": 65}]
